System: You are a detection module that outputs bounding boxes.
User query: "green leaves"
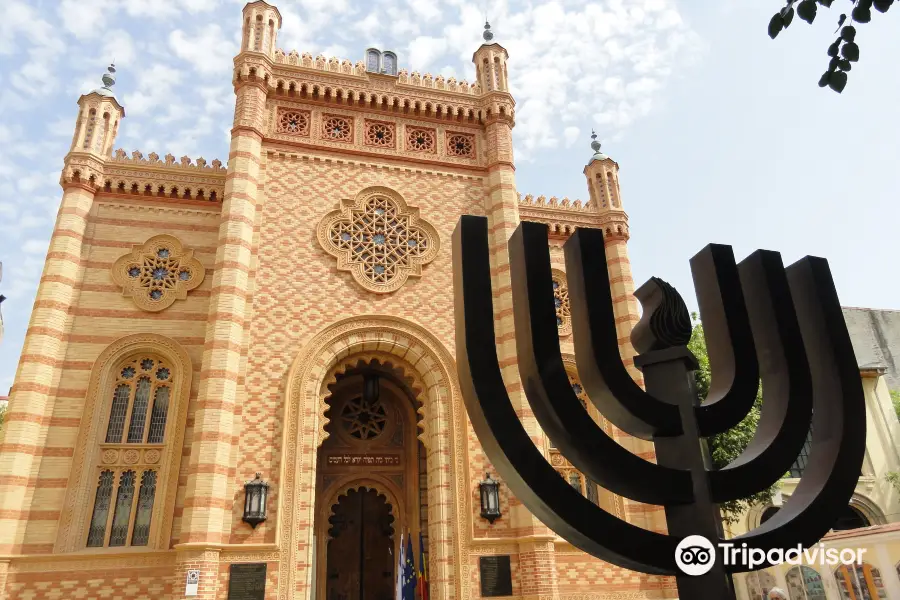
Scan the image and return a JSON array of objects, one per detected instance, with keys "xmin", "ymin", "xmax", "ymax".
[
  {"xmin": 798, "ymin": 0, "xmax": 818, "ymax": 22},
  {"xmin": 852, "ymin": 0, "xmax": 873, "ymax": 22},
  {"xmin": 841, "ymin": 41, "xmax": 860, "ymax": 61},
  {"xmin": 769, "ymin": 13, "xmax": 785, "ymax": 38},
  {"xmin": 829, "ymin": 70, "xmax": 848, "ymax": 92},
  {"xmin": 769, "ymin": 0, "xmax": 892, "ymax": 93},
  {"xmin": 688, "ymin": 318, "xmax": 778, "ymax": 526}
]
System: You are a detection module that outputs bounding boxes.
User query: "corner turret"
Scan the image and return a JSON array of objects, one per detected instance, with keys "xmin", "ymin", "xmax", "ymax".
[
  {"xmin": 472, "ymin": 22, "xmax": 509, "ymax": 93},
  {"xmin": 241, "ymin": 0, "xmax": 283, "ymax": 59},
  {"xmin": 69, "ymin": 64, "xmax": 124, "ymax": 158}
]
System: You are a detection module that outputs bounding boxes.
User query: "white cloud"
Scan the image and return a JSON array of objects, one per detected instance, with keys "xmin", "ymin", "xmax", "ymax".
[
  {"xmin": 407, "ymin": 37, "xmax": 448, "ymax": 72},
  {"xmin": 22, "ymin": 239, "xmax": 49, "ymax": 254},
  {"xmin": 564, "ymin": 126, "xmax": 580, "ymax": 147},
  {"xmin": 169, "ymin": 25, "xmax": 237, "ymax": 77}
]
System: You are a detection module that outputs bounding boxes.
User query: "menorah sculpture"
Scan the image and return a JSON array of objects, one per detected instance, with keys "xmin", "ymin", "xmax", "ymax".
[{"xmin": 452, "ymin": 216, "xmax": 866, "ymax": 600}]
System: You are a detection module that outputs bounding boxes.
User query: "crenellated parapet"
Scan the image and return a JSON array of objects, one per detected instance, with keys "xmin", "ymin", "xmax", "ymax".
[
  {"xmin": 517, "ymin": 192, "xmax": 629, "ymax": 240},
  {"xmin": 273, "ymin": 49, "xmax": 481, "ymax": 95},
  {"xmin": 518, "ymin": 193, "xmax": 591, "ymax": 211},
  {"xmin": 60, "ymin": 149, "xmax": 227, "ymax": 203},
  {"xmin": 235, "ymin": 48, "xmax": 514, "ymax": 129}
]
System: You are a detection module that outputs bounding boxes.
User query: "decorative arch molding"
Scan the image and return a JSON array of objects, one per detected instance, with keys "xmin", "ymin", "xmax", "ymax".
[
  {"xmin": 848, "ymin": 491, "xmax": 887, "ymax": 526},
  {"xmin": 745, "ymin": 491, "xmax": 887, "ymax": 531},
  {"xmin": 322, "ymin": 352, "xmax": 429, "ymax": 444},
  {"xmin": 318, "ymin": 475, "xmax": 404, "ymax": 541},
  {"xmin": 55, "ymin": 333, "xmax": 193, "ymax": 553},
  {"xmin": 279, "ymin": 315, "xmax": 465, "ymax": 600}
]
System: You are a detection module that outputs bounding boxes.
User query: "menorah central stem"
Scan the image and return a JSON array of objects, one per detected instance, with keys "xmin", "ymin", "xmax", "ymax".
[{"xmin": 637, "ymin": 347, "xmax": 737, "ymax": 600}]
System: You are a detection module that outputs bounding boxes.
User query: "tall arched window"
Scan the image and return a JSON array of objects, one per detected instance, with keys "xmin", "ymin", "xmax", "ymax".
[
  {"xmin": 86, "ymin": 354, "xmax": 174, "ymax": 548},
  {"xmin": 253, "ymin": 15, "xmax": 264, "ymax": 51},
  {"xmin": 834, "ymin": 563, "xmax": 887, "ymax": 599},
  {"xmin": 785, "ymin": 565, "xmax": 827, "ymax": 600},
  {"xmin": 366, "ymin": 49, "xmax": 382, "ymax": 73},
  {"xmin": 744, "ymin": 570, "xmax": 776, "ymax": 600},
  {"xmin": 82, "ymin": 109, "xmax": 97, "ymax": 149},
  {"xmin": 789, "ymin": 427, "xmax": 813, "ymax": 477},
  {"xmin": 93, "ymin": 113, "xmax": 108, "ymax": 153},
  {"xmin": 382, "ymin": 52, "xmax": 397, "ymax": 76}
]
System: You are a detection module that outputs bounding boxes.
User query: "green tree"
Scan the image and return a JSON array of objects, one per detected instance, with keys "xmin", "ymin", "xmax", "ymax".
[
  {"xmin": 768, "ymin": 0, "xmax": 895, "ymax": 93},
  {"xmin": 688, "ymin": 314, "xmax": 779, "ymax": 526}
]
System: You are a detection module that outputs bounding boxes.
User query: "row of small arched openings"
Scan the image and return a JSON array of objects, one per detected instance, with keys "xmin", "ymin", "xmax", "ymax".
[
  {"xmin": 101, "ymin": 180, "xmax": 219, "ymax": 201},
  {"xmin": 547, "ymin": 223, "xmax": 627, "ymax": 237},
  {"xmin": 240, "ymin": 67, "xmax": 513, "ymax": 124},
  {"xmin": 68, "ymin": 171, "xmax": 219, "ymax": 202}
]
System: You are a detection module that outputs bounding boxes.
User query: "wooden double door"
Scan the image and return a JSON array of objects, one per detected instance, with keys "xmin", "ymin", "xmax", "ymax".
[{"xmin": 325, "ymin": 488, "xmax": 396, "ymax": 600}]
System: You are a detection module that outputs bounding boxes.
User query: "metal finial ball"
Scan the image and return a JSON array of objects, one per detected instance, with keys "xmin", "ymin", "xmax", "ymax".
[
  {"xmin": 591, "ymin": 139, "xmax": 601, "ymax": 152},
  {"xmin": 101, "ymin": 63, "xmax": 116, "ymax": 89},
  {"xmin": 483, "ymin": 21, "xmax": 494, "ymax": 42}
]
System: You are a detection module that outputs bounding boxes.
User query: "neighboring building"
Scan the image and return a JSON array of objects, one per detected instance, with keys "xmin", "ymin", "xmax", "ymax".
[
  {"xmin": 0, "ymin": 2, "xmax": 674, "ymax": 599},
  {"xmin": 731, "ymin": 322, "xmax": 900, "ymax": 600}
]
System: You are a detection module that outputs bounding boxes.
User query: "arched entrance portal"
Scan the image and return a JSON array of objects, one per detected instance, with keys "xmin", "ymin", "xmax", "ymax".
[{"xmin": 314, "ymin": 359, "xmax": 428, "ymax": 600}]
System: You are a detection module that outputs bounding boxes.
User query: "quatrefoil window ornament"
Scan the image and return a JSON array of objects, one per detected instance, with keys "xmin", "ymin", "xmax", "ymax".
[
  {"xmin": 317, "ymin": 187, "xmax": 440, "ymax": 293},
  {"xmin": 111, "ymin": 234, "xmax": 205, "ymax": 312}
]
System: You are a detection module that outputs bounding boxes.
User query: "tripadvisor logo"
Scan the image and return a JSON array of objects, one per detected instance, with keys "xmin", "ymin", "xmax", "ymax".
[{"xmin": 674, "ymin": 535, "xmax": 867, "ymax": 576}]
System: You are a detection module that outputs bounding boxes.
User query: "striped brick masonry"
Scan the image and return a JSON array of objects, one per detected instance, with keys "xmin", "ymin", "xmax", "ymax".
[
  {"xmin": 0, "ymin": 2, "xmax": 677, "ymax": 599},
  {"xmin": 0, "ymin": 83, "xmax": 124, "ymax": 555}
]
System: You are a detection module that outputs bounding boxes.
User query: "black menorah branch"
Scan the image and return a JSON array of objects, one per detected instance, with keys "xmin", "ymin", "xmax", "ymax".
[{"xmin": 452, "ymin": 216, "xmax": 866, "ymax": 600}]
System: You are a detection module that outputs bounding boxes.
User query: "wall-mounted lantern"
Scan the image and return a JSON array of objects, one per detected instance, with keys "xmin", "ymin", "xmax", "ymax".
[
  {"xmin": 243, "ymin": 473, "xmax": 269, "ymax": 528},
  {"xmin": 479, "ymin": 472, "xmax": 501, "ymax": 523}
]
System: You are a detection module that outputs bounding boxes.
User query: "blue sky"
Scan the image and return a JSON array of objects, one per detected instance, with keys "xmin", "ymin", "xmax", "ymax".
[{"xmin": 0, "ymin": 0, "xmax": 898, "ymax": 393}]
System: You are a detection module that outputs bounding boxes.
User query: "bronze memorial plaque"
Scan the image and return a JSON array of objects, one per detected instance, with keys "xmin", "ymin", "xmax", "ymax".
[
  {"xmin": 479, "ymin": 556, "xmax": 512, "ymax": 597},
  {"xmin": 227, "ymin": 563, "xmax": 267, "ymax": 600}
]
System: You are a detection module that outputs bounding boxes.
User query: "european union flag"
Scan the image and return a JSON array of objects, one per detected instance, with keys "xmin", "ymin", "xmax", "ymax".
[{"xmin": 402, "ymin": 532, "xmax": 417, "ymax": 600}]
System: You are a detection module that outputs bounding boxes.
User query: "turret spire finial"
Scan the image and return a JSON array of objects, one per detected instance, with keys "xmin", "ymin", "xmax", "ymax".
[
  {"xmin": 101, "ymin": 63, "xmax": 116, "ymax": 91},
  {"xmin": 589, "ymin": 129, "xmax": 608, "ymax": 163},
  {"xmin": 483, "ymin": 21, "xmax": 494, "ymax": 42}
]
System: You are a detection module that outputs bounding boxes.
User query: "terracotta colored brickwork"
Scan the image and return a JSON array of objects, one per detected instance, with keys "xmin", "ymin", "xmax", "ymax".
[{"xmin": 0, "ymin": 2, "xmax": 677, "ymax": 599}]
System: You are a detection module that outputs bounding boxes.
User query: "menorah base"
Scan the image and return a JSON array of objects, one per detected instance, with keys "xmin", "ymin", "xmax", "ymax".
[{"xmin": 635, "ymin": 348, "xmax": 737, "ymax": 600}]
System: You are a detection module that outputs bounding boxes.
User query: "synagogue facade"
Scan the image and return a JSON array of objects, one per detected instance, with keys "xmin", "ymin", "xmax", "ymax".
[{"xmin": 0, "ymin": 2, "xmax": 676, "ymax": 599}]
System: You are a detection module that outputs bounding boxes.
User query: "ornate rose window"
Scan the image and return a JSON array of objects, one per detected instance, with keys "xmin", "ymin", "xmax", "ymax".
[
  {"xmin": 112, "ymin": 235, "xmax": 205, "ymax": 312},
  {"xmin": 317, "ymin": 188, "xmax": 440, "ymax": 293}
]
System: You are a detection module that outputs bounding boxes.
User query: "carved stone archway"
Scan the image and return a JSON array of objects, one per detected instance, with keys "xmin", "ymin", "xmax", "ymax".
[{"xmin": 279, "ymin": 316, "xmax": 466, "ymax": 600}]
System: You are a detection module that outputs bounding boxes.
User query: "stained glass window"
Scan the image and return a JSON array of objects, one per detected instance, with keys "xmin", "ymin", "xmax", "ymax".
[
  {"xmin": 106, "ymin": 384, "xmax": 130, "ymax": 443},
  {"xmin": 126, "ymin": 377, "xmax": 151, "ymax": 443},
  {"xmin": 789, "ymin": 427, "xmax": 812, "ymax": 477},
  {"xmin": 86, "ymin": 471, "xmax": 114, "ymax": 547},
  {"xmin": 105, "ymin": 356, "xmax": 173, "ymax": 445},
  {"xmin": 131, "ymin": 470, "xmax": 158, "ymax": 546},
  {"xmin": 146, "ymin": 386, "xmax": 170, "ymax": 444},
  {"xmin": 108, "ymin": 471, "xmax": 136, "ymax": 546}
]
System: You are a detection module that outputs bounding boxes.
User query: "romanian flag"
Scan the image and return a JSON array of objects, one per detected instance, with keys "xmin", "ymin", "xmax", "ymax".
[{"xmin": 418, "ymin": 532, "xmax": 429, "ymax": 600}]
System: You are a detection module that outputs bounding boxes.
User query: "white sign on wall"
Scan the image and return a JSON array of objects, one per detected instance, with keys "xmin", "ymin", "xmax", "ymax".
[{"xmin": 185, "ymin": 570, "xmax": 200, "ymax": 596}]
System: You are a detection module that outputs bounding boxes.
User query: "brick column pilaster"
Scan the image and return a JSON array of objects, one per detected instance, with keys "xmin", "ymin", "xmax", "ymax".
[
  {"xmin": 177, "ymin": 77, "xmax": 266, "ymax": 593},
  {"xmin": 516, "ymin": 539, "xmax": 560, "ymax": 600},
  {"xmin": 0, "ymin": 180, "xmax": 95, "ymax": 554},
  {"xmin": 174, "ymin": 547, "xmax": 221, "ymax": 600},
  {"xmin": 583, "ymin": 154, "xmax": 667, "ymax": 534}
]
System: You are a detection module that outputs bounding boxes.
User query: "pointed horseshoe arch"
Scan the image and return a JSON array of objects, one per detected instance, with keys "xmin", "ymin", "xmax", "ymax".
[{"xmin": 279, "ymin": 316, "xmax": 465, "ymax": 600}]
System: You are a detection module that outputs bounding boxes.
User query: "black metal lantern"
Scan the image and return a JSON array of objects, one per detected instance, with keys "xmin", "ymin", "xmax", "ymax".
[
  {"xmin": 243, "ymin": 473, "xmax": 269, "ymax": 528},
  {"xmin": 479, "ymin": 472, "xmax": 501, "ymax": 523}
]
